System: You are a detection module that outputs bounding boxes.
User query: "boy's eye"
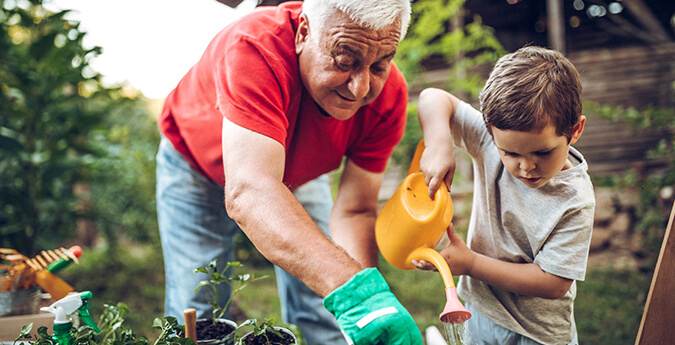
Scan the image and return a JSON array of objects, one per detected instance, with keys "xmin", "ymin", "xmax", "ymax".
[
  {"xmin": 503, "ymin": 151, "xmax": 519, "ymax": 157},
  {"xmin": 535, "ymin": 150, "xmax": 553, "ymax": 157}
]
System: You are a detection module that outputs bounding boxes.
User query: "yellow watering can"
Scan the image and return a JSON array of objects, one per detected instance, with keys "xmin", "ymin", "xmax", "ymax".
[{"xmin": 376, "ymin": 140, "xmax": 471, "ymax": 324}]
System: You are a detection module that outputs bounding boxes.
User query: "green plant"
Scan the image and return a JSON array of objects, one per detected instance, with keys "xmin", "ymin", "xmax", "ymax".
[
  {"xmin": 194, "ymin": 260, "xmax": 268, "ymax": 325},
  {"xmin": 151, "ymin": 316, "xmax": 193, "ymax": 345},
  {"xmin": 236, "ymin": 318, "xmax": 291, "ymax": 345},
  {"xmin": 13, "ymin": 302, "xmax": 191, "ymax": 345}
]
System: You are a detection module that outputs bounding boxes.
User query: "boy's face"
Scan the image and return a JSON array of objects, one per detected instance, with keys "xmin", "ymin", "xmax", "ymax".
[{"xmin": 491, "ymin": 117, "xmax": 585, "ymax": 189}]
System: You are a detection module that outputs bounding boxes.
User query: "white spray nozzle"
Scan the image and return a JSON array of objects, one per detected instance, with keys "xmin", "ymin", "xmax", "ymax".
[{"xmin": 40, "ymin": 292, "xmax": 84, "ymax": 324}]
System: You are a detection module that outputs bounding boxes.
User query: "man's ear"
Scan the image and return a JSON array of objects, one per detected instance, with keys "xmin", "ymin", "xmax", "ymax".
[
  {"xmin": 295, "ymin": 14, "xmax": 310, "ymax": 54},
  {"xmin": 569, "ymin": 115, "xmax": 586, "ymax": 145}
]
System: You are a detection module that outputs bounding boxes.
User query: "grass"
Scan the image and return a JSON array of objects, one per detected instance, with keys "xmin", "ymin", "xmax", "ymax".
[
  {"xmin": 54, "ymin": 240, "xmax": 652, "ymax": 345},
  {"xmin": 575, "ymin": 268, "xmax": 651, "ymax": 343}
]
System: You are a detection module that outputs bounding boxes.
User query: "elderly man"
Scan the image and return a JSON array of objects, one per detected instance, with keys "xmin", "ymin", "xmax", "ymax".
[{"xmin": 155, "ymin": 0, "xmax": 421, "ymax": 344}]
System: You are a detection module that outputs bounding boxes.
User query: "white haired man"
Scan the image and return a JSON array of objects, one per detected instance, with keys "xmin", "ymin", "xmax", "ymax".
[{"xmin": 156, "ymin": 1, "xmax": 422, "ymax": 344}]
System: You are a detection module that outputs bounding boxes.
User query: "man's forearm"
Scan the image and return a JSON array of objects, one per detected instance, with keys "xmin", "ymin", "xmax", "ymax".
[{"xmin": 226, "ymin": 177, "xmax": 362, "ymax": 297}]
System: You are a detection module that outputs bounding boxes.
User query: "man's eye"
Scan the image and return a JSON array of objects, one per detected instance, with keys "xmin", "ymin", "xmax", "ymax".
[
  {"xmin": 371, "ymin": 62, "xmax": 388, "ymax": 74},
  {"xmin": 335, "ymin": 55, "xmax": 356, "ymax": 70}
]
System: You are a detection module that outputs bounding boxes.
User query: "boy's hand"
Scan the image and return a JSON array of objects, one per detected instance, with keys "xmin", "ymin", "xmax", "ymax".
[
  {"xmin": 420, "ymin": 143, "xmax": 456, "ymax": 200},
  {"xmin": 413, "ymin": 224, "xmax": 475, "ymax": 276}
]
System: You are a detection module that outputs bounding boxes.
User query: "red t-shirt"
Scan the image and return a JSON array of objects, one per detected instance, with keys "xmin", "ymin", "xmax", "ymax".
[{"xmin": 158, "ymin": 2, "xmax": 408, "ymax": 189}]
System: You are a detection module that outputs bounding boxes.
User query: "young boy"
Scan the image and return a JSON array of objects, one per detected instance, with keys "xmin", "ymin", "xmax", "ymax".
[{"xmin": 414, "ymin": 46, "xmax": 595, "ymax": 344}]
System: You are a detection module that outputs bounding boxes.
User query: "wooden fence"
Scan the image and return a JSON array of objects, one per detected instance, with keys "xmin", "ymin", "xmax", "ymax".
[{"xmin": 570, "ymin": 43, "xmax": 675, "ymax": 177}]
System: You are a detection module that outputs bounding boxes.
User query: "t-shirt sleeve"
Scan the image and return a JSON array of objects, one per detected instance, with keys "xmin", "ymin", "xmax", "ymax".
[
  {"xmin": 214, "ymin": 36, "xmax": 293, "ymax": 146},
  {"xmin": 534, "ymin": 202, "xmax": 595, "ymax": 281},
  {"xmin": 452, "ymin": 101, "xmax": 491, "ymax": 157}
]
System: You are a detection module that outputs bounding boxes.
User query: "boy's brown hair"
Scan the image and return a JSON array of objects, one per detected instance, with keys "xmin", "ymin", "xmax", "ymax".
[{"xmin": 479, "ymin": 46, "xmax": 582, "ymax": 142}]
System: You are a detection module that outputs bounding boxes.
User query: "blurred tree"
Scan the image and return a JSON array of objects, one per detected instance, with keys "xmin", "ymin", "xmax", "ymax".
[
  {"xmin": 0, "ymin": 0, "xmax": 152, "ymax": 255},
  {"xmin": 86, "ymin": 94, "xmax": 160, "ymax": 249}
]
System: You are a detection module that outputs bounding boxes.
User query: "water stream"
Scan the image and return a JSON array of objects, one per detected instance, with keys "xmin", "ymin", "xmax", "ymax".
[{"xmin": 442, "ymin": 321, "xmax": 472, "ymax": 345}]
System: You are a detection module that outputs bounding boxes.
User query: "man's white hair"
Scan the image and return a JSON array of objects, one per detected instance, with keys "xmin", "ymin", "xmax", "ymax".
[{"xmin": 302, "ymin": 0, "xmax": 411, "ymax": 41}]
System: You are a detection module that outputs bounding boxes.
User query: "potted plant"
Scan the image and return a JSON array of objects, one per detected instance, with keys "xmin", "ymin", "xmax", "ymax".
[
  {"xmin": 235, "ymin": 318, "xmax": 297, "ymax": 345},
  {"xmin": 190, "ymin": 260, "xmax": 267, "ymax": 345},
  {"xmin": 14, "ymin": 302, "xmax": 193, "ymax": 345}
]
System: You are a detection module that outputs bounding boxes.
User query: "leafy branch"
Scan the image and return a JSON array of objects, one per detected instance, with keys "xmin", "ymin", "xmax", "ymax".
[{"xmin": 193, "ymin": 260, "xmax": 268, "ymax": 325}]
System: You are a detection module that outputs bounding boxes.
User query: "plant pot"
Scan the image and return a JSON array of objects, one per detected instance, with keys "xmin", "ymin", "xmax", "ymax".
[
  {"xmin": 0, "ymin": 284, "xmax": 41, "ymax": 317},
  {"xmin": 236, "ymin": 327, "xmax": 297, "ymax": 345},
  {"xmin": 195, "ymin": 318, "xmax": 238, "ymax": 345}
]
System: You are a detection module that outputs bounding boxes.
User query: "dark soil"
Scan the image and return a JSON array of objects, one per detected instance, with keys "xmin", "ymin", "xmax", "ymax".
[
  {"xmin": 241, "ymin": 331, "xmax": 295, "ymax": 345},
  {"xmin": 195, "ymin": 319, "xmax": 235, "ymax": 341}
]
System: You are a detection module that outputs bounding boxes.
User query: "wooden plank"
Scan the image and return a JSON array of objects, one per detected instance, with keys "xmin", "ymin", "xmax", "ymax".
[{"xmin": 635, "ymin": 202, "xmax": 675, "ymax": 345}]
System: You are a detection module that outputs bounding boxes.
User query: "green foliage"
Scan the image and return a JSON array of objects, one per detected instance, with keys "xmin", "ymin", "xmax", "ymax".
[
  {"xmin": 13, "ymin": 302, "xmax": 193, "ymax": 345},
  {"xmin": 392, "ymin": 0, "xmax": 504, "ymax": 169},
  {"xmin": 395, "ymin": 0, "xmax": 505, "ymax": 97},
  {"xmin": 85, "ymin": 96, "xmax": 160, "ymax": 248},
  {"xmin": 0, "ymin": 0, "xmax": 152, "ymax": 255},
  {"xmin": 235, "ymin": 318, "xmax": 283, "ymax": 345},
  {"xmin": 151, "ymin": 316, "xmax": 194, "ymax": 345},
  {"xmin": 390, "ymin": 101, "xmax": 423, "ymax": 168},
  {"xmin": 59, "ymin": 245, "xmax": 166, "ymax": 339},
  {"xmin": 194, "ymin": 260, "xmax": 268, "ymax": 325},
  {"xmin": 0, "ymin": 0, "xmax": 103, "ymax": 254},
  {"xmin": 585, "ymin": 102, "xmax": 675, "ymax": 270}
]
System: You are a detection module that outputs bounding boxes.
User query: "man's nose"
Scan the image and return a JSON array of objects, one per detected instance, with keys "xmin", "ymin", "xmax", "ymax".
[{"xmin": 348, "ymin": 69, "xmax": 370, "ymax": 99}]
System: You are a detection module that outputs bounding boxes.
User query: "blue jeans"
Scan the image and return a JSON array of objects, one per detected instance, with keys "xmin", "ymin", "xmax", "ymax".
[
  {"xmin": 156, "ymin": 137, "xmax": 347, "ymax": 345},
  {"xmin": 465, "ymin": 304, "xmax": 579, "ymax": 345}
]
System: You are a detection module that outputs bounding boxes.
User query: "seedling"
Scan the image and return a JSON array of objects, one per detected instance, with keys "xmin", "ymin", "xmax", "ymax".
[
  {"xmin": 193, "ymin": 260, "xmax": 268, "ymax": 325},
  {"xmin": 237, "ymin": 318, "xmax": 285, "ymax": 345},
  {"xmin": 13, "ymin": 303, "xmax": 193, "ymax": 345}
]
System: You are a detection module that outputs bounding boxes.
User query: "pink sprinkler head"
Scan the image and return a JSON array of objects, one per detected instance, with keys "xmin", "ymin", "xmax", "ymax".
[{"xmin": 440, "ymin": 287, "xmax": 472, "ymax": 324}]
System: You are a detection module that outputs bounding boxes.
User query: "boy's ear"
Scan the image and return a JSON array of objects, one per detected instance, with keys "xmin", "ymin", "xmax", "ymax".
[{"xmin": 569, "ymin": 115, "xmax": 586, "ymax": 145}]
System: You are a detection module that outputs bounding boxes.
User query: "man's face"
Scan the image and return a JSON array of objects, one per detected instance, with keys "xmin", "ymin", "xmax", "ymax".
[
  {"xmin": 492, "ymin": 122, "xmax": 577, "ymax": 189},
  {"xmin": 295, "ymin": 10, "xmax": 401, "ymax": 120}
]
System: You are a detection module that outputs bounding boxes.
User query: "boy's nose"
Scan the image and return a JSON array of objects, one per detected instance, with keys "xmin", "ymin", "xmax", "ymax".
[{"xmin": 519, "ymin": 159, "xmax": 536, "ymax": 172}]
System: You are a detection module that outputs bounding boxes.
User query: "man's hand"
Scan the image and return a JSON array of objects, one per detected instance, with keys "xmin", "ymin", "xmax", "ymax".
[{"xmin": 323, "ymin": 268, "xmax": 423, "ymax": 345}]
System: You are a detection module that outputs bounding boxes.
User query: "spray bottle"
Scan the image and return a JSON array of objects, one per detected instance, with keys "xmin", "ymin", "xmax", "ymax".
[{"xmin": 40, "ymin": 291, "xmax": 101, "ymax": 345}]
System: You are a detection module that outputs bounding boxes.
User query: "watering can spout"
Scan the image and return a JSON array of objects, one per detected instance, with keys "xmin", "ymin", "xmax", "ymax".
[
  {"xmin": 440, "ymin": 287, "xmax": 472, "ymax": 324},
  {"xmin": 408, "ymin": 248, "xmax": 471, "ymax": 324}
]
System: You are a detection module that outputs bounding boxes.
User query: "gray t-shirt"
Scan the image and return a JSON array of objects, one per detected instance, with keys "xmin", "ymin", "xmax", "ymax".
[{"xmin": 453, "ymin": 102, "xmax": 596, "ymax": 344}]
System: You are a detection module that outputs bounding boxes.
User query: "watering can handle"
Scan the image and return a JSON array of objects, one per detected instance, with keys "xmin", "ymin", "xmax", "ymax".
[{"xmin": 407, "ymin": 140, "xmax": 427, "ymax": 176}]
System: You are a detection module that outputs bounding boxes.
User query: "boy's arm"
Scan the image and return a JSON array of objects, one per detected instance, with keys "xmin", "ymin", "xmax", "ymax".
[
  {"xmin": 417, "ymin": 88, "xmax": 462, "ymax": 198},
  {"xmin": 415, "ymin": 225, "xmax": 574, "ymax": 299}
]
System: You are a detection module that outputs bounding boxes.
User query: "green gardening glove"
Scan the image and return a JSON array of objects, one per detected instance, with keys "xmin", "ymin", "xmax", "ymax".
[{"xmin": 323, "ymin": 268, "xmax": 423, "ymax": 345}]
